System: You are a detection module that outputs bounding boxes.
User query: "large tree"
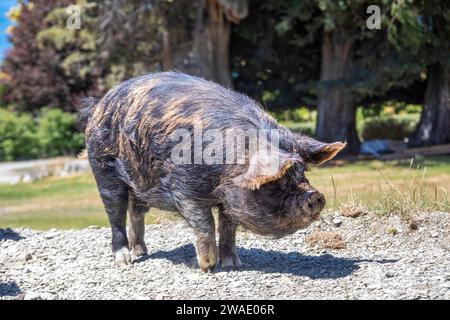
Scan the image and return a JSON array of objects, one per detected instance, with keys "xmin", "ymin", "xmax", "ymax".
[
  {"xmin": 274, "ymin": 0, "xmax": 424, "ymax": 154},
  {"xmin": 95, "ymin": 0, "xmax": 172, "ymax": 84},
  {"xmin": 97, "ymin": 0, "xmax": 248, "ymax": 87},
  {"xmin": 189, "ymin": 0, "xmax": 248, "ymax": 85},
  {"xmin": 409, "ymin": 0, "xmax": 450, "ymax": 146},
  {"xmin": 36, "ymin": 0, "xmax": 101, "ymax": 109},
  {"xmin": 1, "ymin": 0, "xmax": 75, "ymax": 112},
  {"xmin": 230, "ymin": 0, "xmax": 321, "ymax": 109},
  {"xmin": 2, "ymin": 0, "xmax": 247, "ymax": 110}
]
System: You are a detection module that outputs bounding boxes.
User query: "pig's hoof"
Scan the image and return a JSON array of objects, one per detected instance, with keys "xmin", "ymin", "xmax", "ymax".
[
  {"xmin": 114, "ymin": 247, "xmax": 132, "ymax": 268},
  {"xmin": 220, "ymin": 255, "xmax": 243, "ymax": 269},
  {"xmin": 131, "ymin": 242, "xmax": 148, "ymax": 257},
  {"xmin": 198, "ymin": 254, "xmax": 217, "ymax": 273}
]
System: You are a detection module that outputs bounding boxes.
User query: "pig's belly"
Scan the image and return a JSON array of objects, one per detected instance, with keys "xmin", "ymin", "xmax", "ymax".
[{"xmin": 135, "ymin": 184, "xmax": 179, "ymax": 212}]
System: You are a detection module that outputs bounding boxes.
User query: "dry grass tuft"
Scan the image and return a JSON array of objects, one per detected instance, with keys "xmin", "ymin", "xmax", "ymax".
[
  {"xmin": 387, "ymin": 226, "xmax": 398, "ymax": 236},
  {"xmin": 306, "ymin": 231, "xmax": 346, "ymax": 250},
  {"xmin": 334, "ymin": 158, "xmax": 449, "ymax": 220},
  {"xmin": 372, "ymin": 162, "xmax": 449, "ymax": 218},
  {"xmin": 339, "ymin": 195, "xmax": 369, "ymax": 218}
]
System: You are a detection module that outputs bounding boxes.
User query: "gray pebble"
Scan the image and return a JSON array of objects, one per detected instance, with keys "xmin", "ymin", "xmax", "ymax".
[
  {"xmin": 332, "ymin": 218, "xmax": 343, "ymax": 227},
  {"xmin": 385, "ymin": 271, "xmax": 395, "ymax": 278}
]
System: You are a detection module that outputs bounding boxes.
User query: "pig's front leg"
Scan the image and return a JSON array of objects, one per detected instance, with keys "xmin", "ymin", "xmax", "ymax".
[
  {"xmin": 180, "ymin": 203, "xmax": 217, "ymax": 272},
  {"xmin": 218, "ymin": 206, "xmax": 243, "ymax": 269},
  {"xmin": 128, "ymin": 195, "xmax": 149, "ymax": 257}
]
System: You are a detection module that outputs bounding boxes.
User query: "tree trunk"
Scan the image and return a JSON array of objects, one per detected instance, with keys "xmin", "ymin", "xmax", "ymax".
[
  {"xmin": 409, "ymin": 63, "xmax": 450, "ymax": 147},
  {"xmin": 187, "ymin": 0, "xmax": 231, "ymax": 86},
  {"xmin": 316, "ymin": 31, "xmax": 360, "ymax": 155},
  {"xmin": 206, "ymin": 0, "xmax": 232, "ymax": 86},
  {"xmin": 170, "ymin": 0, "xmax": 248, "ymax": 86},
  {"xmin": 161, "ymin": 28, "xmax": 173, "ymax": 71}
]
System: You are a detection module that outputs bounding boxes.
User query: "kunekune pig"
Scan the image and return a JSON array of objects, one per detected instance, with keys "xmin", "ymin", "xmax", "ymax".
[{"xmin": 78, "ymin": 72, "xmax": 345, "ymax": 271}]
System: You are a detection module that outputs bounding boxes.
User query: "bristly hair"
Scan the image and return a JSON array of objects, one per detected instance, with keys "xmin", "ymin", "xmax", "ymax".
[{"xmin": 77, "ymin": 97, "xmax": 99, "ymax": 132}]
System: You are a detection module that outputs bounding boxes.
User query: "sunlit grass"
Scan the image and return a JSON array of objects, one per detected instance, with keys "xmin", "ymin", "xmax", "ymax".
[
  {"xmin": 0, "ymin": 156, "xmax": 448, "ymax": 230},
  {"xmin": 0, "ymin": 174, "xmax": 108, "ymax": 229},
  {"xmin": 0, "ymin": 174, "xmax": 159, "ymax": 229},
  {"xmin": 309, "ymin": 156, "xmax": 450, "ymax": 217}
]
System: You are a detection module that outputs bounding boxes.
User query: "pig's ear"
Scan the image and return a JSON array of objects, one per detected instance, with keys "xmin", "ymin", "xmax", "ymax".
[
  {"xmin": 297, "ymin": 136, "xmax": 346, "ymax": 166},
  {"xmin": 234, "ymin": 148, "xmax": 301, "ymax": 190}
]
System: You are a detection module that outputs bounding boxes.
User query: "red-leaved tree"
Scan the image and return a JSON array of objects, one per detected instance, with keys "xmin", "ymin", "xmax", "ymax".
[{"xmin": 1, "ymin": 0, "xmax": 87, "ymax": 112}]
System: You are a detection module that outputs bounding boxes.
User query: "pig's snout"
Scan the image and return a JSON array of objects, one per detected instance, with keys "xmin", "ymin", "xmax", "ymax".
[{"xmin": 303, "ymin": 190, "xmax": 325, "ymax": 216}]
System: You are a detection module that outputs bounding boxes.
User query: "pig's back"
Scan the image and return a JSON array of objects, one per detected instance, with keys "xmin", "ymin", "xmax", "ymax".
[{"xmin": 86, "ymin": 72, "xmax": 279, "ymax": 158}]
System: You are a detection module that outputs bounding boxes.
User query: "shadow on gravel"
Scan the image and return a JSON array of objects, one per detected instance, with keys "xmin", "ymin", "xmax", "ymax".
[
  {"xmin": 142, "ymin": 244, "xmax": 398, "ymax": 279},
  {"xmin": 0, "ymin": 228, "xmax": 24, "ymax": 241},
  {"xmin": 0, "ymin": 282, "xmax": 22, "ymax": 297}
]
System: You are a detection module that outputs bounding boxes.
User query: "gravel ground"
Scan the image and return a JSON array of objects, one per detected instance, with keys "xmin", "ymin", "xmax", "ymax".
[{"xmin": 1, "ymin": 211, "xmax": 449, "ymax": 300}]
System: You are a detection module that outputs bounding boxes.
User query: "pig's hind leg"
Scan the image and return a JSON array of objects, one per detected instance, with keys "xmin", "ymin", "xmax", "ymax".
[
  {"xmin": 90, "ymin": 161, "xmax": 131, "ymax": 268},
  {"xmin": 128, "ymin": 195, "xmax": 149, "ymax": 257},
  {"xmin": 218, "ymin": 207, "xmax": 243, "ymax": 269}
]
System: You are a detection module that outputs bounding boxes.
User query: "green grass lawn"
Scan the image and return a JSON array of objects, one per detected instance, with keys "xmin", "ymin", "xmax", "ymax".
[{"xmin": 0, "ymin": 156, "xmax": 448, "ymax": 230}]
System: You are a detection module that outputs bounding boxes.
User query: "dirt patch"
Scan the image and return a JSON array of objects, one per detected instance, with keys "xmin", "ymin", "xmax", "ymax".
[
  {"xmin": 339, "ymin": 202, "xmax": 369, "ymax": 218},
  {"xmin": 306, "ymin": 231, "xmax": 346, "ymax": 250}
]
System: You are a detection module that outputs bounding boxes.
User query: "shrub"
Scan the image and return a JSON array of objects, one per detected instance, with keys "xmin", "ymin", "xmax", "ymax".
[
  {"xmin": 0, "ymin": 109, "xmax": 39, "ymax": 161},
  {"xmin": 292, "ymin": 107, "xmax": 315, "ymax": 122},
  {"xmin": 0, "ymin": 108, "xmax": 85, "ymax": 161},
  {"xmin": 270, "ymin": 107, "xmax": 316, "ymax": 123},
  {"xmin": 361, "ymin": 114, "xmax": 420, "ymax": 141},
  {"xmin": 281, "ymin": 121, "xmax": 315, "ymax": 136},
  {"xmin": 360, "ymin": 101, "xmax": 422, "ymax": 118},
  {"xmin": 36, "ymin": 108, "xmax": 85, "ymax": 158}
]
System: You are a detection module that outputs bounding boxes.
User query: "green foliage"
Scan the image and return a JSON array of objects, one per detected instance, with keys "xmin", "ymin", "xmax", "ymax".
[
  {"xmin": 37, "ymin": 3, "xmax": 98, "ymax": 83},
  {"xmin": 95, "ymin": 0, "xmax": 197, "ymax": 87},
  {"xmin": 361, "ymin": 114, "xmax": 420, "ymax": 141},
  {"xmin": 1, "ymin": 0, "xmax": 78, "ymax": 112},
  {"xmin": 231, "ymin": 1, "xmax": 320, "ymax": 109},
  {"xmin": 360, "ymin": 101, "xmax": 422, "ymax": 118},
  {"xmin": 282, "ymin": 121, "xmax": 316, "ymax": 136},
  {"xmin": 261, "ymin": 90, "xmax": 280, "ymax": 103},
  {"xmin": 0, "ymin": 109, "xmax": 38, "ymax": 161},
  {"xmin": 0, "ymin": 85, "xmax": 6, "ymax": 106},
  {"xmin": 1, "ymin": 0, "xmax": 449, "ymax": 150},
  {"xmin": 36, "ymin": 108, "xmax": 85, "ymax": 158},
  {"xmin": 269, "ymin": 0, "xmax": 428, "ymax": 103},
  {"xmin": 35, "ymin": 1, "xmax": 100, "ymax": 101},
  {"xmin": 270, "ymin": 107, "xmax": 316, "ymax": 123},
  {"xmin": 389, "ymin": 1, "xmax": 424, "ymax": 51},
  {"xmin": 0, "ymin": 109, "xmax": 84, "ymax": 161},
  {"xmin": 271, "ymin": 107, "xmax": 317, "ymax": 136}
]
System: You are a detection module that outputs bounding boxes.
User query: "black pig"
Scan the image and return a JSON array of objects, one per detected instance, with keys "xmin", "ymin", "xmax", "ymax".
[{"xmin": 78, "ymin": 72, "xmax": 345, "ymax": 271}]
